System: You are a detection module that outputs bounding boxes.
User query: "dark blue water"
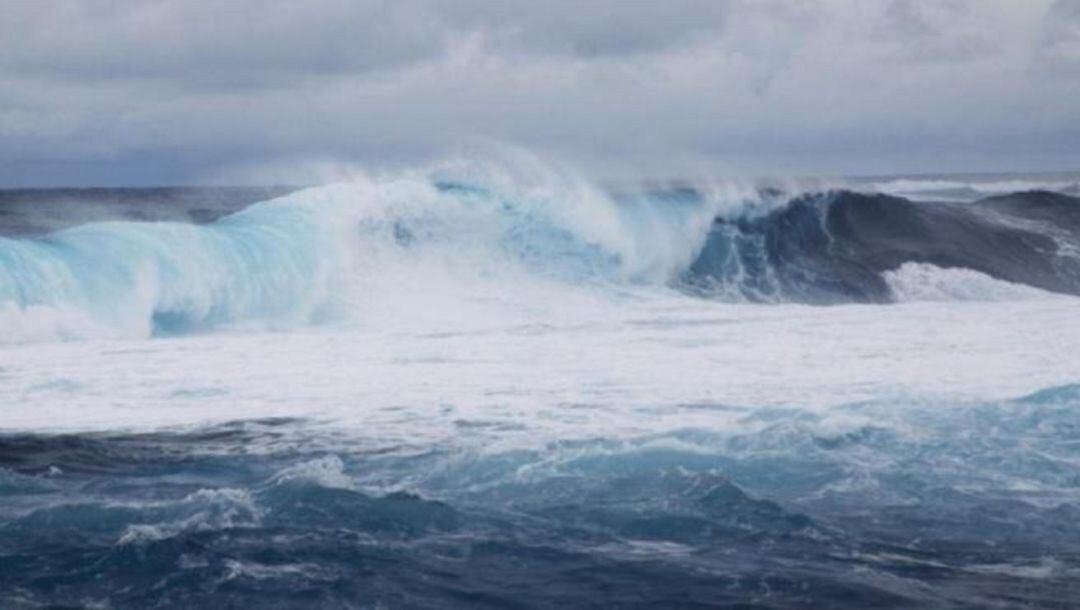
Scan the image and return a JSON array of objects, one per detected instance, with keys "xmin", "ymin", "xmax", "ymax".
[
  {"xmin": 3, "ymin": 386, "xmax": 1079, "ymax": 609},
  {"xmin": 685, "ymin": 190, "xmax": 1080, "ymax": 303}
]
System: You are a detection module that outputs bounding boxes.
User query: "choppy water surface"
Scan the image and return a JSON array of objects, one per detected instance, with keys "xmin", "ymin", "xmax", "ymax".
[{"xmin": 3, "ymin": 384, "xmax": 1080, "ymax": 608}]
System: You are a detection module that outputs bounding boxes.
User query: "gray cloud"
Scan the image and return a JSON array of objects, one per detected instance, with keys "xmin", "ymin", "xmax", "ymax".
[
  {"xmin": 0, "ymin": 0, "xmax": 1076, "ymax": 186},
  {"xmin": 0, "ymin": 1, "xmax": 446, "ymax": 86},
  {"xmin": 1040, "ymin": 0, "xmax": 1080, "ymax": 73},
  {"xmin": 435, "ymin": 0, "xmax": 729, "ymax": 58}
]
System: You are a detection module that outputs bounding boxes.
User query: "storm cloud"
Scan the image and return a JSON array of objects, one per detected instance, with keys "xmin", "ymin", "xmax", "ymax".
[{"xmin": 0, "ymin": 0, "xmax": 1078, "ymax": 185}]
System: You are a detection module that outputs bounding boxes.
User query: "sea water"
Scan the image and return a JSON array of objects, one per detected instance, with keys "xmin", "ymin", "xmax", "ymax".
[{"xmin": 1, "ymin": 160, "xmax": 1079, "ymax": 608}]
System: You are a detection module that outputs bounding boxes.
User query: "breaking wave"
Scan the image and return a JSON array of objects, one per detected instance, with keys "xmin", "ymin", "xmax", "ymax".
[{"xmin": 1, "ymin": 159, "xmax": 1078, "ymax": 342}]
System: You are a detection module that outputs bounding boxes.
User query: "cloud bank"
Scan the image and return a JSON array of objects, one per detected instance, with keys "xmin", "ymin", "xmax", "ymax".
[{"xmin": 0, "ymin": 0, "xmax": 1078, "ymax": 185}]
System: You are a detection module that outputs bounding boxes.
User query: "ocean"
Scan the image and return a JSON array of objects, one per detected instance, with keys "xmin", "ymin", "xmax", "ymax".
[{"xmin": 1, "ymin": 161, "xmax": 1079, "ymax": 608}]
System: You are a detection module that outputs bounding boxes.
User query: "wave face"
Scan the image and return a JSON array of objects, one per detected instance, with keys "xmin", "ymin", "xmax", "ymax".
[
  {"xmin": 1, "ymin": 162, "xmax": 1078, "ymax": 342},
  {"xmin": 0, "ymin": 194, "xmax": 345, "ymax": 341},
  {"xmin": 3, "ymin": 385, "xmax": 1079, "ymax": 608}
]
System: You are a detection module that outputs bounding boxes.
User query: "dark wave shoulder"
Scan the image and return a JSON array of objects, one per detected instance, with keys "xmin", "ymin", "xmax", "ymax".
[
  {"xmin": 0, "ymin": 186, "xmax": 303, "ymax": 236},
  {"xmin": 684, "ymin": 189, "xmax": 1080, "ymax": 302}
]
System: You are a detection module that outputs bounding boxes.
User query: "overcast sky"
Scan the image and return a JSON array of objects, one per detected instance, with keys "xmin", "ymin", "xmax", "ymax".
[{"xmin": 1, "ymin": 0, "xmax": 1078, "ymax": 186}]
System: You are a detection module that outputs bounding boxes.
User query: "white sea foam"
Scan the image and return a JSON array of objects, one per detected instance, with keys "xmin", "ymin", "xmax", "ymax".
[
  {"xmin": 116, "ymin": 488, "xmax": 260, "ymax": 545},
  {"xmin": 883, "ymin": 262, "xmax": 1058, "ymax": 302},
  {"xmin": 868, "ymin": 177, "xmax": 1079, "ymax": 201},
  {"xmin": 268, "ymin": 455, "xmax": 356, "ymax": 490},
  {"xmin": 2, "ymin": 286, "xmax": 1077, "ymax": 453}
]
